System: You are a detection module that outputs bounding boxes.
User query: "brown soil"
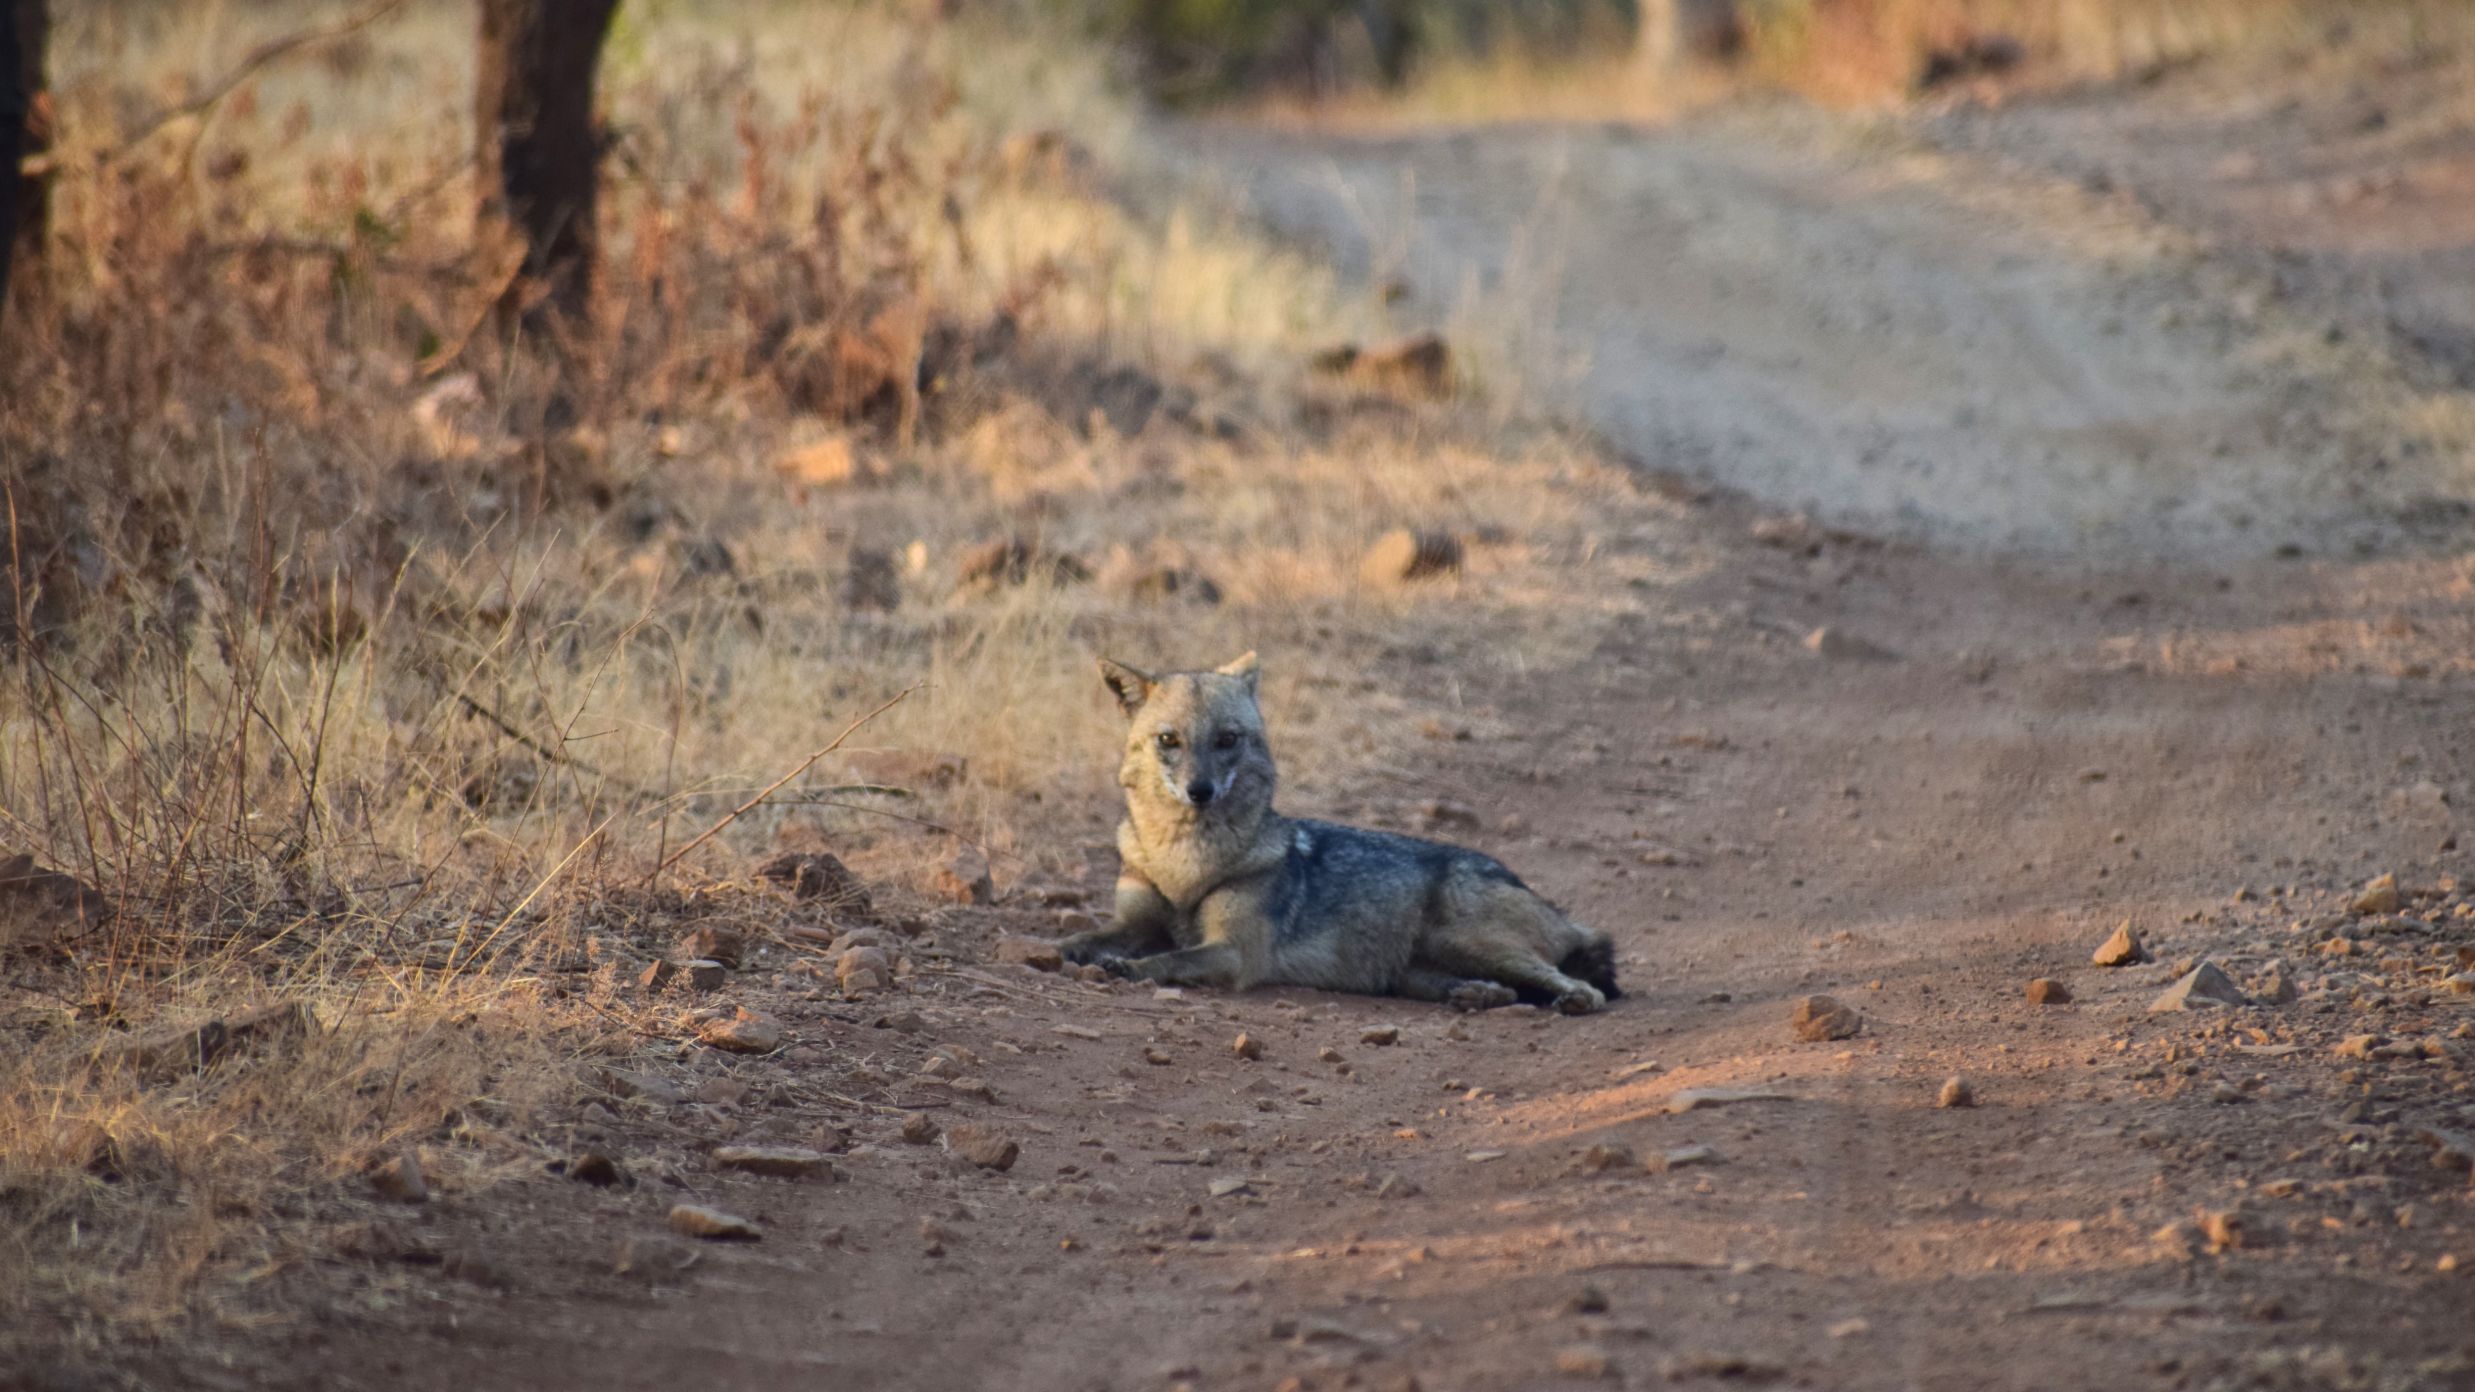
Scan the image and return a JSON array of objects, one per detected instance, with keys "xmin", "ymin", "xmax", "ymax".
[{"xmin": 50, "ymin": 51, "xmax": 2475, "ymax": 1392}]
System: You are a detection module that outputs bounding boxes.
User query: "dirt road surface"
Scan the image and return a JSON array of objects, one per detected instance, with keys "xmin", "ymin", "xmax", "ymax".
[{"xmin": 194, "ymin": 92, "xmax": 2475, "ymax": 1392}]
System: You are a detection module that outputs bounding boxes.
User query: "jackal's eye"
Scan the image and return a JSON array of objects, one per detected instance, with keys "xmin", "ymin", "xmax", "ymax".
[
  {"xmin": 1155, "ymin": 730, "xmax": 1181, "ymax": 752},
  {"xmin": 1212, "ymin": 730, "xmax": 1241, "ymax": 751}
]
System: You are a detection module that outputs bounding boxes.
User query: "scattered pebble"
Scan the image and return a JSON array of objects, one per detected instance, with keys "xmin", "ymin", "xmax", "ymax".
[
  {"xmin": 1318, "ymin": 1046, "xmax": 1346, "ymax": 1064},
  {"xmin": 698, "ymin": 1009, "xmax": 785, "ymax": 1053},
  {"xmin": 2025, "ymin": 978, "xmax": 2071, "ymax": 1005},
  {"xmin": 712, "ymin": 1146, "xmax": 834, "ymax": 1179},
  {"xmin": 1580, "ymin": 1143, "xmax": 1635, "ymax": 1173},
  {"xmin": 836, "ymin": 946, "xmax": 894, "ymax": 998},
  {"xmin": 945, "ymin": 1124, "xmax": 1020, "ymax": 1172},
  {"xmin": 1655, "ymin": 1144, "xmax": 1720, "ymax": 1171},
  {"xmin": 2148, "ymin": 962, "xmax": 2249, "ymax": 1013},
  {"xmin": 668, "ymin": 1204, "xmax": 761, "ymax": 1241},
  {"xmin": 2351, "ymin": 873, "xmax": 2401, "ymax": 916},
  {"xmin": 1789, "ymin": 994, "xmax": 1862, "ymax": 1042},
  {"xmin": 1360, "ymin": 1025, "xmax": 1400, "ymax": 1047},
  {"xmin": 1662, "ymin": 1087, "xmax": 1793, "ymax": 1114},
  {"xmin": 2091, "ymin": 920, "xmax": 2150, "ymax": 967},
  {"xmin": 1232, "ymin": 1033, "xmax": 1264, "ymax": 1060},
  {"xmin": 993, "ymin": 937, "xmax": 1062, "ymax": 972},
  {"xmin": 1937, "ymin": 1076, "xmax": 1976, "ymax": 1109},
  {"xmin": 899, "ymin": 1112, "xmax": 939, "ymax": 1145}
]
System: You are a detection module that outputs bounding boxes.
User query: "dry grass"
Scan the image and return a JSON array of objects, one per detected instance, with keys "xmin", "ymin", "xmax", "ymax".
[{"xmin": 0, "ymin": 0, "xmax": 1661, "ymax": 1357}]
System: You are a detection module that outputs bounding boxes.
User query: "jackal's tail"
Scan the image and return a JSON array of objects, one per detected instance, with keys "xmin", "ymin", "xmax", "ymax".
[{"xmin": 1559, "ymin": 929, "xmax": 1622, "ymax": 1001}]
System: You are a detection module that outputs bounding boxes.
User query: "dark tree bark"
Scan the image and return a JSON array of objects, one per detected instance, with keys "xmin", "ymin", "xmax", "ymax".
[
  {"xmin": 1, "ymin": 0, "xmax": 48, "ymax": 324},
  {"xmin": 475, "ymin": 0, "xmax": 620, "ymax": 337}
]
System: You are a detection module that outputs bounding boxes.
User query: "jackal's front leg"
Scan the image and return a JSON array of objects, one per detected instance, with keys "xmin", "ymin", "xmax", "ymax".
[
  {"xmin": 1099, "ymin": 888, "xmax": 1263, "ymax": 990},
  {"xmin": 1060, "ymin": 873, "xmax": 1178, "ymax": 966}
]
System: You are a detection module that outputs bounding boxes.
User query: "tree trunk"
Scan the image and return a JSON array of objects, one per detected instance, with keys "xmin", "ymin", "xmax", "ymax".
[
  {"xmin": 1, "ymin": 0, "xmax": 48, "ymax": 323},
  {"xmin": 475, "ymin": 0, "xmax": 620, "ymax": 338}
]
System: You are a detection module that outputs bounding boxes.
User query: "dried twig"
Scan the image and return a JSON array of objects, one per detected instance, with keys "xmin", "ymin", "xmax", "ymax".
[{"xmin": 656, "ymin": 686, "xmax": 918, "ymax": 875}]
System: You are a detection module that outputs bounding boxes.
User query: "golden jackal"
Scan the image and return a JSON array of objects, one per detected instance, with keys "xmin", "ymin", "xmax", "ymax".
[{"xmin": 1061, "ymin": 653, "xmax": 1620, "ymax": 1013}]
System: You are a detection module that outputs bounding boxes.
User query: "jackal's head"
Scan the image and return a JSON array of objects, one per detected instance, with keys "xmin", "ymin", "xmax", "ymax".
[{"xmin": 1099, "ymin": 652, "xmax": 1275, "ymax": 823}]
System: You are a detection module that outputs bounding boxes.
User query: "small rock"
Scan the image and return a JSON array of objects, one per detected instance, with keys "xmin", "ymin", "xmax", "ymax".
[
  {"xmin": 1144, "ymin": 1046, "xmax": 1173, "ymax": 1067},
  {"xmin": 636, "ymin": 960, "xmax": 677, "ymax": 994},
  {"xmin": 1374, "ymin": 1172, "xmax": 1421, "ymax": 1198},
  {"xmin": 369, "ymin": 1151, "xmax": 427, "ymax": 1203},
  {"xmin": 919, "ymin": 1217, "xmax": 954, "ymax": 1254},
  {"xmin": 755, "ymin": 850, "xmax": 873, "ymax": 913},
  {"xmin": 668, "ymin": 1204, "xmax": 761, "ymax": 1241},
  {"xmin": 1827, "ymin": 1318, "xmax": 1871, "ymax": 1339},
  {"xmin": 2351, "ymin": 873, "xmax": 2401, "ymax": 916},
  {"xmin": 932, "ymin": 847, "xmax": 996, "ymax": 905},
  {"xmin": 1553, "ymin": 1344, "xmax": 1613, "ymax": 1379},
  {"xmin": 946, "ymin": 1076, "xmax": 996, "ymax": 1101},
  {"xmin": 993, "ymin": 937, "xmax": 1062, "ymax": 972},
  {"xmin": 1360, "ymin": 1025, "xmax": 1400, "ymax": 1047},
  {"xmin": 2091, "ymin": 920, "xmax": 2150, "ymax": 967},
  {"xmin": 2199, "ymin": 1207, "xmax": 2251, "ymax": 1252},
  {"xmin": 713, "ymin": 1146, "xmax": 833, "ymax": 1179},
  {"xmin": 1802, "ymin": 626, "xmax": 1896, "ymax": 662},
  {"xmin": 1359, "ymin": 528, "xmax": 1464, "ymax": 586},
  {"xmin": 836, "ymin": 946, "xmax": 894, "ymax": 997},
  {"xmin": 1317, "ymin": 1046, "xmax": 1346, "ymax": 1065},
  {"xmin": 1209, "ymin": 1176, "xmax": 1254, "ymax": 1198},
  {"xmin": 899, "ymin": 1112, "xmax": 938, "ymax": 1145},
  {"xmin": 2025, "ymin": 978, "xmax": 2071, "ymax": 1005},
  {"xmin": 1580, "ymin": 1143, "xmax": 1635, "ymax": 1173},
  {"xmin": 684, "ymin": 959, "xmax": 728, "ymax": 991},
  {"xmin": 1232, "ymin": 1033, "xmax": 1263, "ymax": 1060},
  {"xmin": 946, "ymin": 1124, "xmax": 1020, "ymax": 1171},
  {"xmin": 1937, "ymin": 1076, "xmax": 1976, "ymax": 1109},
  {"xmin": 2335, "ymin": 1034, "xmax": 2385, "ymax": 1060},
  {"xmin": 597, "ymin": 1069, "xmax": 682, "ymax": 1105},
  {"xmin": 679, "ymin": 925, "xmax": 745, "ymax": 968},
  {"xmin": 1661, "ymin": 1087, "xmax": 1793, "ymax": 1114},
  {"xmin": 1655, "ymin": 1144, "xmax": 1721, "ymax": 1171},
  {"xmin": 698, "ymin": 1009, "xmax": 784, "ymax": 1053},
  {"xmin": 1789, "ymin": 994, "xmax": 1862, "ymax": 1042},
  {"xmin": 2257, "ymin": 965, "xmax": 2299, "ymax": 1005},
  {"xmin": 2148, "ymin": 962, "xmax": 2250, "ymax": 1012}
]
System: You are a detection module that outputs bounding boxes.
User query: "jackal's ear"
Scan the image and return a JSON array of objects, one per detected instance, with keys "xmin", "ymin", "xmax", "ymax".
[
  {"xmin": 1215, "ymin": 651, "xmax": 1260, "ymax": 696},
  {"xmin": 1098, "ymin": 658, "xmax": 1154, "ymax": 716}
]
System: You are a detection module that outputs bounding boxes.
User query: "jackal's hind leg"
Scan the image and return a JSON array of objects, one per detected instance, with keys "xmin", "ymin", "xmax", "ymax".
[{"xmin": 1393, "ymin": 964, "xmax": 1517, "ymax": 1011}]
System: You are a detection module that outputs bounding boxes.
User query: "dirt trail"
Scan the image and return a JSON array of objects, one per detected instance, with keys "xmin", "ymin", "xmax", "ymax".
[
  {"xmin": 243, "ymin": 108, "xmax": 2475, "ymax": 1392},
  {"xmin": 1184, "ymin": 109, "xmax": 2475, "ymax": 558}
]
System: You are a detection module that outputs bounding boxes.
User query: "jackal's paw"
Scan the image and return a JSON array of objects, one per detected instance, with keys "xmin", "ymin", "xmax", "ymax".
[
  {"xmin": 1446, "ymin": 981, "xmax": 1518, "ymax": 1012},
  {"xmin": 1097, "ymin": 955, "xmax": 1142, "ymax": 980},
  {"xmin": 1552, "ymin": 984, "xmax": 1608, "ymax": 1016},
  {"xmin": 1057, "ymin": 934, "xmax": 1117, "ymax": 967}
]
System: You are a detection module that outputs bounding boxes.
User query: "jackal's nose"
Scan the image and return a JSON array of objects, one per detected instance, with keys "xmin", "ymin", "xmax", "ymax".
[{"xmin": 1186, "ymin": 778, "xmax": 1215, "ymax": 806}]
